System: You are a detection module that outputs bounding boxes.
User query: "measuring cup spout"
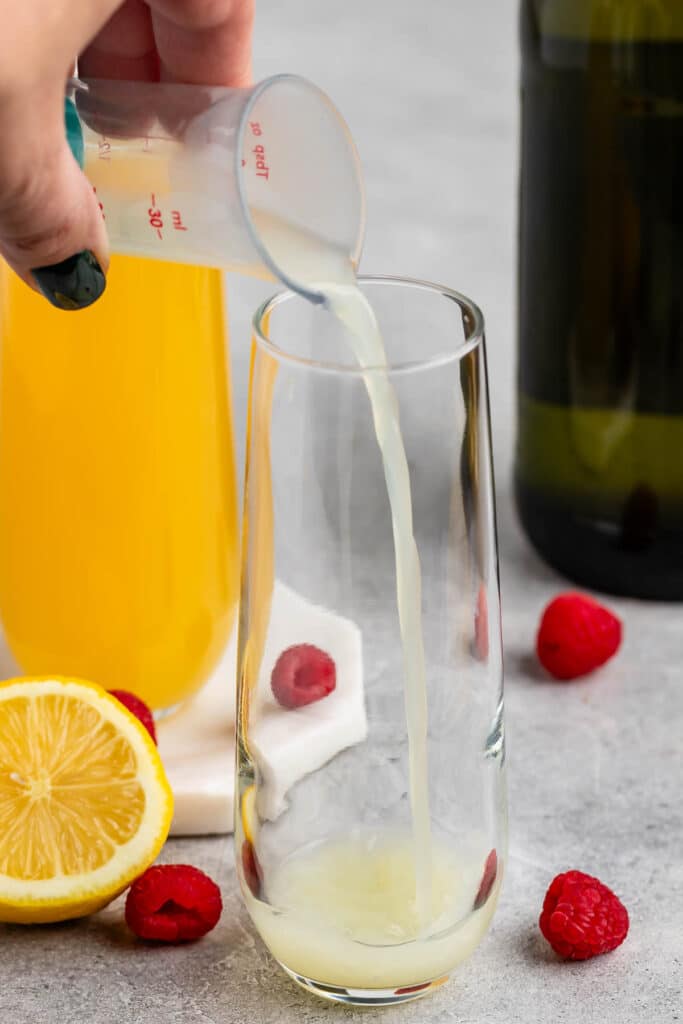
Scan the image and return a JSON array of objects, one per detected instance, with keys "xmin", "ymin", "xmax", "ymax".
[{"xmin": 67, "ymin": 75, "xmax": 365, "ymax": 296}]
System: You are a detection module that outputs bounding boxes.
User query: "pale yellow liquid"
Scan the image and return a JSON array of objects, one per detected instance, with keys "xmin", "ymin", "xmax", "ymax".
[
  {"xmin": 248, "ymin": 835, "xmax": 499, "ymax": 991},
  {"xmin": 323, "ymin": 282, "xmax": 432, "ymax": 926},
  {"xmin": 243, "ymin": 217, "xmax": 446, "ymax": 983},
  {"xmin": 252, "ymin": 213, "xmax": 433, "ymax": 922},
  {"xmin": 0, "ymin": 256, "xmax": 239, "ymax": 711}
]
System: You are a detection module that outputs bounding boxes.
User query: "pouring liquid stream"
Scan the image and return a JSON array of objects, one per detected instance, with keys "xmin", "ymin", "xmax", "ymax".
[{"xmin": 254, "ymin": 211, "xmax": 433, "ymax": 931}]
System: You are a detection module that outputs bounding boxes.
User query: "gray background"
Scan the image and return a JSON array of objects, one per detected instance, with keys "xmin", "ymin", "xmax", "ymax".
[{"xmin": 2, "ymin": 2, "xmax": 681, "ymax": 1022}]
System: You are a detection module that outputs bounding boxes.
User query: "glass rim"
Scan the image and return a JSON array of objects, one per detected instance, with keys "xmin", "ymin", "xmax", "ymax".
[{"xmin": 251, "ymin": 275, "xmax": 485, "ymax": 376}]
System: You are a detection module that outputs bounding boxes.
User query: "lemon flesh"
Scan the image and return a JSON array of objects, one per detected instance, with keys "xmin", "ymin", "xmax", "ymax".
[{"xmin": 0, "ymin": 677, "xmax": 173, "ymax": 923}]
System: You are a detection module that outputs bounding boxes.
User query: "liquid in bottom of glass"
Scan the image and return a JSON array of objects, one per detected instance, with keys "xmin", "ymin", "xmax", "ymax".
[{"xmin": 245, "ymin": 831, "xmax": 500, "ymax": 999}]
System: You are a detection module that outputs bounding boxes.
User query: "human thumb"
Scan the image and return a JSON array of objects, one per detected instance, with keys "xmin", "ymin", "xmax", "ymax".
[{"xmin": 0, "ymin": 85, "xmax": 108, "ymax": 310}]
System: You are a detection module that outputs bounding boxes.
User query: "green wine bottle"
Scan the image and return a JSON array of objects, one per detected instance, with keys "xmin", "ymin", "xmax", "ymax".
[{"xmin": 516, "ymin": 0, "xmax": 683, "ymax": 599}]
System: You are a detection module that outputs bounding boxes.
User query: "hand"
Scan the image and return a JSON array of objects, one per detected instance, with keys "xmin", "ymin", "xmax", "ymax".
[{"xmin": 0, "ymin": 0, "xmax": 254, "ymax": 309}]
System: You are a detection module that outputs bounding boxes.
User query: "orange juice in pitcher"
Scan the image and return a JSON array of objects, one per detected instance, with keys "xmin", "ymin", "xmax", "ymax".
[{"xmin": 0, "ymin": 256, "xmax": 239, "ymax": 712}]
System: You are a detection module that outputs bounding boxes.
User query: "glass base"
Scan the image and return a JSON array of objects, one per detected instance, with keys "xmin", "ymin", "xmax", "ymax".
[
  {"xmin": 279, "ymin": 961, "xmax": 450, "ymax": 1006},
  {"xmin": 152, "ymin": 700, "xmax": 184, "ymax": 722}
]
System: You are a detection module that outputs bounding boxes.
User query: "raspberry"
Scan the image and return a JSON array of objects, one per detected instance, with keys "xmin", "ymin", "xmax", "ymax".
[
  {"xmin": 125, "ymin": 865, "xmax": 222, "ymax": 943},
  {"xmin": 536, "ymin": 592, "xmax": 622, "ymax": 680},
  {"xmin": 473, "ymin": 849, "xmax": 498, "ymax": 910},
  {"xmin": 270, "ymin": 644, "xmax": 336, "ymax": 709},
  {"xmin": 108, "ymin": 689, "xmax": 157, "ymax": 743},
  {"xmin": 473, "ymin": 583, "xmax": 489, "ymax": 661},
  {"xmin": 241, "ymin": 840, "xmax": 263, "ymax": 899},
  {"xmin": 539, "ymin": 870, "xmax": 629, "ymax": 960}
]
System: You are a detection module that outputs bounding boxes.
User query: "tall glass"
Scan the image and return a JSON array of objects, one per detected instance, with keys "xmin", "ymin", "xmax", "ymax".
[
  {"xmin": 0, "ymin": 256, "xmax": 240, "ymax": 714},
  {"xmin": 235, "ymin": 277, "xmax": 506, "ymax": 1005}
]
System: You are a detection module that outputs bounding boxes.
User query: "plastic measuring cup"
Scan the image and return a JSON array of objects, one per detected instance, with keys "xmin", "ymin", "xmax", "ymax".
[{"xmin": 67, "ymin": 75, "xmax": 365, "ymax": 302}]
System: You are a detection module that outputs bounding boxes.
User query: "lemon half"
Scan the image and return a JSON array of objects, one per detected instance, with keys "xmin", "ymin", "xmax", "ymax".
[{"xmin": 0, "ymin": 676, "xmax": 173, "ymax": 924}]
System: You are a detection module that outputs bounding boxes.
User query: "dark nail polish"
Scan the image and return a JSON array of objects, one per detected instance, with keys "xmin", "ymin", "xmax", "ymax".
[{"xmin": 32, "ymin": 251, "xmax": 106, "ymax": 311}]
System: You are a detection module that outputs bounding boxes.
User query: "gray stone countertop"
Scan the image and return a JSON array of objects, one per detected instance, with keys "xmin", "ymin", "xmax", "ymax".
[{"xmin": 2, "ymin": 2, "xmax": 681, "ymax": 1021}]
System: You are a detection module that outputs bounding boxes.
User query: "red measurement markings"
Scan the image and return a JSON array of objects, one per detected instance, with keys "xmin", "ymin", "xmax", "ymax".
[
  {"xmin": 172, "ymin": 210, "xmax": 187, "ymax": 232},
  {"xmin": 148, "ymin": 195, "xmax": 163, "ymax": 238},
  {"xmin": 253, "ymin": 144, "xmax": 269, "ymax": 179},
  {"xmin": 249, "ymin": 122, "xmax": 269, "ymax": 179}
]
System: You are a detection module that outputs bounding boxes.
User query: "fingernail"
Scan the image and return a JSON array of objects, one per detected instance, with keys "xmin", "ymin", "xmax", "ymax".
[{"xmin": 32, "ymin": 251, "xmax": 106, "ymax": 311}]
